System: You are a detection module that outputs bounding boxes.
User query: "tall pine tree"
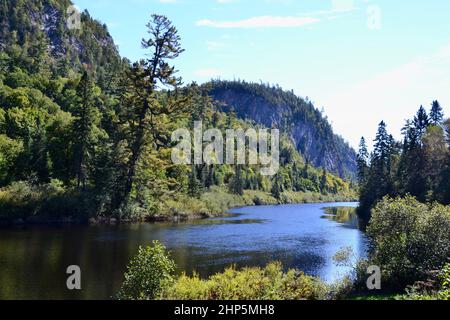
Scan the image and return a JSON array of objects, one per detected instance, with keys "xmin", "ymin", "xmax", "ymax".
[
  {"xmin": 430, "ymin": 100, "xmax": 444, "ymax": 125},
  {"xmin": 73, "ymin": 71, "xmax": 97, "ymax": 190}
]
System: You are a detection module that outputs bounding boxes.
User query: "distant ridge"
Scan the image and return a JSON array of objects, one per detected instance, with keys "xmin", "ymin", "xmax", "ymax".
[{"xmin": 205, "ymin": 80, "xmax": 357, "ymax": 178}]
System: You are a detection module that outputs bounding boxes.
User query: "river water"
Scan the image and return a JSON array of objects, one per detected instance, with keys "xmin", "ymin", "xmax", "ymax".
[{"xmin": 0, "ymin": 202, "xmax": 368, "ymax": 299}]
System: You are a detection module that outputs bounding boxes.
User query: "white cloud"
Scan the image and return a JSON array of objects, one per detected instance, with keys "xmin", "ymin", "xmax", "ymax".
[
  {"xmin": 194, "ymin": 68, "xmax": 223, "ymax": 78},
  {"xmin": 320, "ymin": 44, "xmax": 450, "ymax": 149},
  {"xmin": 196, "ymin": 15, "xmax": 319, "ymax": 28}
]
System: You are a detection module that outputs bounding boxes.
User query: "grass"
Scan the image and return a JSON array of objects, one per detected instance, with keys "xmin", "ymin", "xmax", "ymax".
[{"xmin": 158, "ymin": 187, "xmax": 357, "ymax": 221}]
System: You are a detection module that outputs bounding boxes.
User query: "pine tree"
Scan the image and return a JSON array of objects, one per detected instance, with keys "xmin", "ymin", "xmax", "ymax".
[
  {"xmin": 230, "ymin": 165, "xmax": 244, "ymax": 196},
  {"xmin": 271, "ymin": 173, "xmax": 282, "ymax": 200},
  {"xmin": 357, "ymin": 137, "xmax": 369, "ymax": 184},
  {"xmin": 73, "ymin": 71, "xmax": 97, "ymax": 190},
  {"xmin": 422, "ymin": 126, "xmax": 449, "ymax": 202},
  {"xmin": 358, "ymin": 121, "xmax": 394, "ymax": 218},
  {"xmin": 29, "ymin": 116, "xmax": 50, "ymax": 183},
  {"xmin": 188, "ymin": 165, "xmax": 202, "ymax": 198},
  {"xmin": 117, "ymin": 15, "xmax": 188, "ymax": 208},
  {"xmin": 373, "ymin": 121, "xmax": 390, "ymax": 163},
  {"xmin": 430, "ymin": 100, "xmax": 444, "ymax": 125},
  {"xmin": 414, "ymin": 106, "xmax": 430, "ymax": 137}
]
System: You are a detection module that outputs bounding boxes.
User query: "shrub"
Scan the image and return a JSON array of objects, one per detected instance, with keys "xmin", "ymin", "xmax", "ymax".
[
  {"xmin": 367, "ymin": 196, "xmax": 450, "ymax": 290},
  {"xmin": 161, "ymin": 262, "xmax": 328, "ymax": 300},
  {"xmin": 117, "ymin": 241, "xmax": 176, "ymax": 300},
  {"xmin": 0, "ymin": 180, "xmax": 93, "ymax": 220}
]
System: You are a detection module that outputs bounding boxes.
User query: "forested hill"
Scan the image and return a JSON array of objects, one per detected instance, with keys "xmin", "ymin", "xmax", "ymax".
[
  {"xmin": 205, "ymin": 80, "xmax": 357, "ymax": 179},
  {"xmin": 0, "ymin": 0, "xmax": 123, "ymax": 89},
  {"xmin": 0, "ymin": 0, "xmax": 357, "ymax": 179},
  {"xmin": 0, "ymin": 2, "xmax": 357, "ymax": 223}
]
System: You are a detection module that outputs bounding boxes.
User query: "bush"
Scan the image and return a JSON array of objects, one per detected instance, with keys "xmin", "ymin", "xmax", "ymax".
[
  {"xmin": 160, "ymin": 262, "xmax": 328, "ymax": 300},
  {"xmin": 0, "ymin": 180, "xmax": 93, "ymax": 220},
  {"xmin": 367, "ymin": 196, "xmax": 450, "ymax": 290},
  {"xmin": 117, "ymin": 241, "xmax": 176, "ymax": 300}
]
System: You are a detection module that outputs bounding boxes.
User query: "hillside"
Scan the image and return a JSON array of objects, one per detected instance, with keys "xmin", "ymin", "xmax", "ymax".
[
  {"xmin": 0, "ymin": 2, "xmax": 356, "ymax": 224},
  {"xmin": 0, "ymin": 0, "xmax": 123, "ymax": 89},
  {"xmin": 205, "ymin": 80, "xmax": 357, "ymax": 179}
]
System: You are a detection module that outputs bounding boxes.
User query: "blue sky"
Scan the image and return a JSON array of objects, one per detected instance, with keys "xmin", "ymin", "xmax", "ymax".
[{"xmin": 73, "ymin": 0, "xmax": 450, "ymax": 149}]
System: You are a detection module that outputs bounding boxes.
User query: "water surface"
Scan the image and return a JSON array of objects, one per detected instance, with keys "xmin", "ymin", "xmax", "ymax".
[{"xmin": 0, "ymin": 202, "xmax": 367, "ymax": 299}]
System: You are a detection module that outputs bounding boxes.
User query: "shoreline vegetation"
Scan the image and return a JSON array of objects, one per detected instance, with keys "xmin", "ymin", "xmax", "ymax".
[{"xmin": 0, "ymin": 184, "xmax": 356, "ymax": 226}]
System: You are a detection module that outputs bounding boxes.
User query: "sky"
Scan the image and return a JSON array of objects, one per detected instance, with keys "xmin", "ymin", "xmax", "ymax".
[{"xmin": 73, "ymin": 0, "xmax": 450, "ymax": 149}]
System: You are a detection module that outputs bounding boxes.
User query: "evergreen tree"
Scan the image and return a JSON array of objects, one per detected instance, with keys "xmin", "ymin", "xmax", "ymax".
[
  {"xmin": 357, "ymin": 137, "xmax": 369, "ymax": 185},
  {"xmin": 117, "ymin": 15, "xmax": 187, "ymax": 208},
  {"xmin": 358, "ymin": 121, "xmax": 395, "ymax": 218},
  {"xmin": 188, "ymin": 165, "xmax": 202, "ymax": 198},
  {"xmin": 430, "ymin": 100, "xmax": 444, "ymax": 125},
  {"xmin": 29, "ymin": 116, "xmax": 50, "ymax": 183},
  {"xmin": 422, "ymin": 126, "xmax": 449, "ymax": 202},
  {"xmin": 230, "ymin": 165, "xmax": 244, "ymax": 196},
  {"xmin": 373, "ymin": 121, "xmax": 390, "ymax": 163},
  {"xmin": 271, "ymin": 173, "xmax": 282, "ymax": 200},
  {"xmin": 73, "ymin": 71, "xmax": 97, "ymax": 190},
  {"xmin": 414, "ymin": 106, "xmax": 430, "ymax": 137}
]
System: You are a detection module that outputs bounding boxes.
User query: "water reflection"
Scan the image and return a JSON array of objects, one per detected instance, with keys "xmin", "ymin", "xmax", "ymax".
[{"xmin": 321, "ymin": 206, "xmax": 364, "ymax": 230}]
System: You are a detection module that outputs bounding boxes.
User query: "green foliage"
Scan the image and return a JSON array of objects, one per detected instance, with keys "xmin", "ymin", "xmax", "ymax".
[
  {"xmin": 0, "ymin": 134, "xmax": 23, "ymax": 185},
  {"xmin": 161, "ymin": 262, "xmax": 328, "ymax": 300},
  {"xmin": 437, "ymin": 263, "xmax": 450, "ymax": 300},
  {"xmin": 367, "ymin": 196, "xmax": 450, "ymax": 290},
  {"xmin": 229, "ymin": 165, "xmax": 244, "ymax": 196},
  {"xmin": 0, "ymin": 0, "xmax": 122, "ymax": 85},
  {"xmin": 117, "ymin": 242, "xmax": 176, "ymax": 300},
  {"xmin": 0, "ymin": 180, "xmax": 91, "ymax": 220},
  {"xmin": 358, "ymin": 104, "xmax": 449, "ymax": 220},
  {"xmin": 0, "ymin": 4, "xmax": 355, "ymax": 222}
]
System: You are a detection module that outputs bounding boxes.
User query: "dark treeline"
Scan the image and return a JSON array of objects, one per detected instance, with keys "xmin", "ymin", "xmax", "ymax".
[{"xmin": 357, "ymin": 102, "xmax": 450, "ymax": 220}]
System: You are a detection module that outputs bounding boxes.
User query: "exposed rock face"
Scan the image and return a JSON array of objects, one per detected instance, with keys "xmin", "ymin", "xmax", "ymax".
[
  {"xmin": 0, "ymin": 0, "xmax": 121, "ymax": 81},
  {"xmin": 207, "ymin": 81, "xmax": 357, "ymax": 179}
]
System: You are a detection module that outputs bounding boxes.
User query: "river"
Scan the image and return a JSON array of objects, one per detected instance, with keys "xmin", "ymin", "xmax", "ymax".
[{"xmin": 0, "ymin": 202, "xmax": 368, "ymax": 299}]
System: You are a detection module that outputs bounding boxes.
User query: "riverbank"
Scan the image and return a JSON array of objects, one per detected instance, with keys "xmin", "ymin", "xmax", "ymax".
[
  {"xmin": 156, "ymin": 186, "xmax": 357, "ymax": 222},
  {"xmin": 0, "ymin": 184, "xmax": 357, "ymax": 226}
]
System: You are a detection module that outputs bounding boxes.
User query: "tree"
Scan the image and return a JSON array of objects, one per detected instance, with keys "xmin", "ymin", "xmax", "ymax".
[
  {"xmin": 367, "ymin": 196, "xmax": 450, "ymax": 290},
  {"xmin": 358, "ymin": 121, "xmax": 396, "ymax": 218},
  {"xmin": 430, "ymin": 100, "xmax": 444, "ymax": 125},
  {"xmin": 373, "ymin": 121, "xmax": 390, "ymax": 164},
  {"xmin": 117, "ymin": 241, "xmax": 176, "ymax": 300},
  {"xmin": 188, "ymin": 164, "xmax": 202, "ymax": 198},
  {"xmin": 422, "ymin": 126, "xmax": 449, "ymax": 202},
  {"xmin": 29, "ymin": 116, "xmax": 51, "ymax": 183},
  {"xmin": 357, "ymin": 137, "xmax": 369, "ymax": 185},
  {"xmin": 320, "ymin": 169, "xmax": 328, "ymax": 193},
  {"xmin": 230, "ymin": 165, "xmax": 244, "ymax": 196},
  {"xmin": 72, "ymin": 71, "xmax": 98, "ymax": 190},
  {"xmin": 271, "ymin": 173, "xmax": 282, "ymax": 200},
  {"xmin": 117, "ymin": 15, "xmax": 188, "ymax": 209},
  {"xmin": 414, "ymin": 105, "xmax": 430, "ymax": 137}
]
